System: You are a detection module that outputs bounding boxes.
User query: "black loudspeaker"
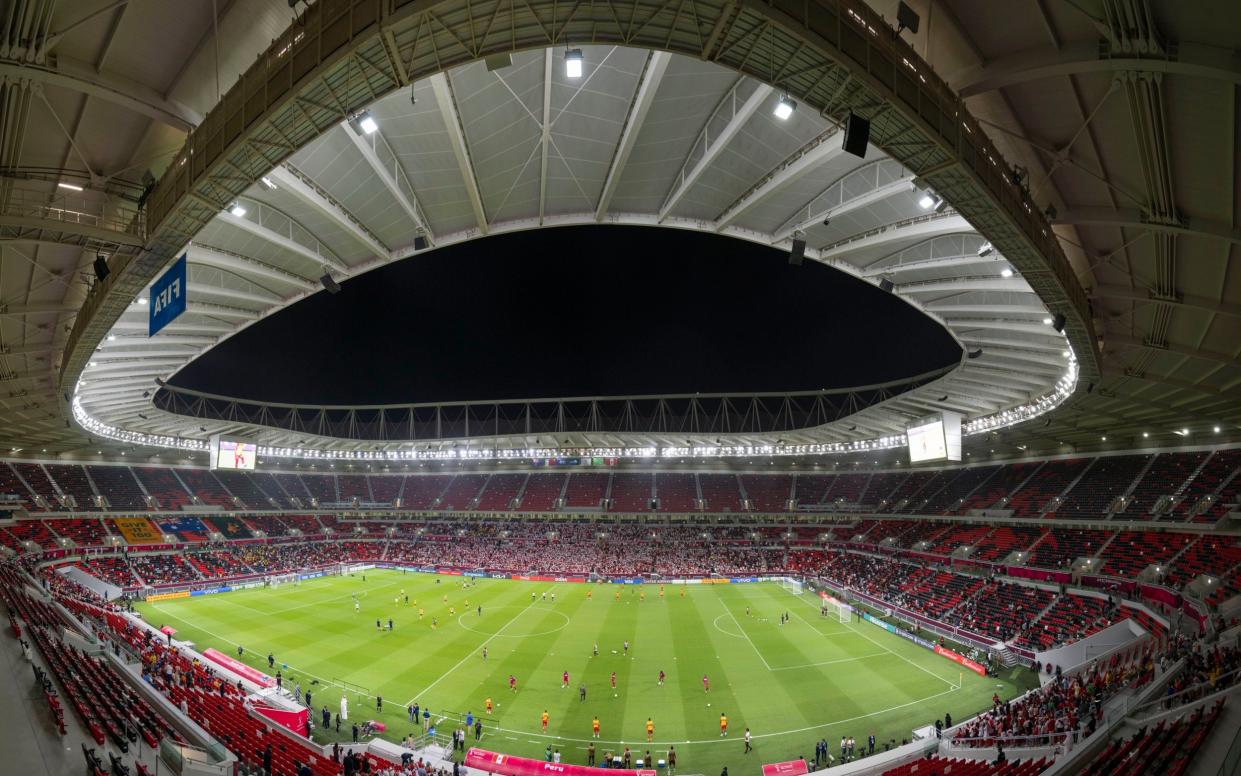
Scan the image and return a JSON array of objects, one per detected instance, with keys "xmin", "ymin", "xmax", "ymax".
[
  {"xmin": 878, "ymin": 278, "xmax": 895, "ymax": 293},
  {"xmin": 93, "ymin": 255, "xmax": 110, "ymax": 282},
  {"xmin": 1052, "ymin": 312, "xmax": 1066, "ymax": 332},
  {"xmin": 896, "ymin": 1, "xmax": 920, "ymax": 34},
  {"xmin": 789, "ymin": 236, "xmax": 806, "ymax": 266},
  {"xmin": 413, "ymin": 235, "xmax": 429, "ymax": 251},
  {"xmin": 968, "ymin": 348, "xmax": 983, "ymax": 359},
  {"xmin": 320, "ymin": 274, "xmax": 342, "ymax": 294},
  {"xmin": 843, "ymin": 113, "xmax": 870, "ymax": 158}
]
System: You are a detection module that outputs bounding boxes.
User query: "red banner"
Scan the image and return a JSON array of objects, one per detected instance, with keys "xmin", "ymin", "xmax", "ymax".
[
  {"xmin": 253, "ymin": 703, "xmax": 309, "ymax": 736},
  {"xmin": 201, "ymin": 647, "xmax": 276, "ymax": 688},
  {"xmin": 933, "ymin": 645, "xmax": 986, "ymax": 677},
  {"xmin": 762, "ymin": 760, "xmax": 808, "ymax": 776},
  {"xmin": 466, "ymin": 748, "xmax": 655, "ymax": 776}
]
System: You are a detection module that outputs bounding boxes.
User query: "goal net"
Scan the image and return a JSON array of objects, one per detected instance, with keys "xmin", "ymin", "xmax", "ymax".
[
  {"xmin": 834, "ymin": 598, "xmax": 850, "ymax": 624},
  {"xmin": 267, "ymin": 573, "xmax": 298, "ymax": 588},
  {"xmin": 781, "ymin": 577, "xmax": 804, "ymax": 595}
]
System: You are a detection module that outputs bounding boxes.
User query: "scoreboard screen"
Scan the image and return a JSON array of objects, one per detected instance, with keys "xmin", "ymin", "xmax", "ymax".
[{"xmin": 210, "ymin": 435, "xmax": 257, "ymax": 471}]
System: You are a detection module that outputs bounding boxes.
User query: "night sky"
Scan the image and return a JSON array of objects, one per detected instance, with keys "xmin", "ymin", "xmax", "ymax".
[{"xmin": 172, "ymin": 226, "xmax": 960, "ymax": 405}]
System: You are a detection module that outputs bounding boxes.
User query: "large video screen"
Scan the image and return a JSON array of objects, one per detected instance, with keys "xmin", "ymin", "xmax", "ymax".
[
  {"xmin": 906, "ymin": 412, "xmax": 962, "ymax": 463},
  {"xmin": 210, "ymin": 435, "xmax": 257, "ymax": 471}
]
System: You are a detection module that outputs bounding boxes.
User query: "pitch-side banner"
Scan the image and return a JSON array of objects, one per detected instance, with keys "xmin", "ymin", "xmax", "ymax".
[
  {"xmin": 761, "ymin": 760, "xmax": 808, "ymax": 776},
  {"xmin": 149, "ymin": 253, "xmax": 186, "ymax": 336},
  {"xmin": 201, "ymin": 647, "xmax": 276, "ymax": 688},
  {"xmin": 465, "ymin": 749, "xmax": 655, "ymax": 776}
]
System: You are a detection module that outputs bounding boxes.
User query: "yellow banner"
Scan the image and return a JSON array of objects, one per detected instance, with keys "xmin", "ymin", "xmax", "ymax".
[
  {"xmin": 145, "ymin": 591, "xmax": 190, "ymax": 602},
  {"xmin": 113, "ymin": 517, "xmax": 162, "ymax": 545}
]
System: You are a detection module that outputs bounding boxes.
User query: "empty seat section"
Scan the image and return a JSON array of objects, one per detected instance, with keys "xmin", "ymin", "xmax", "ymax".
[
  {"xmin": 213, "ymin": 470, "xmax": 274, "ymax": 509},
  {"xmin": 273, "ymin": 473, "xmax": 314, "ymax": 504},
  {"xmin": 929, "ymin": 524, "xmax": 992, "ymax": 555},
  {"xmin": 12, "ymin": 463, "xmax": 58, "ymax": 505},
  {"xmin": 334, "ymin": 474, "xmax": 367, "ymax": 502},
  {"xmin": 247, "ymin": 472, "xmax": 295, "ymax": 507},
  {"xmin": 518, "ymin": 472, "xmax": 565, "ymax": 511},
  {"xmin": 740, "ymin": 474, "xmax": 791, "ymax": 511},
  {"xmin": 54, "ymin": 519, "xmax": 108, "ymax": 546},
  {"xmin": 1028, "ymin": 528, "xmax": 1111, "ymax": 569},
  {"xmin": 438, "ymin": 474, "xmax": 487, "ymax": 511},
  {"xmin": 920, "ymin": 465, "xmax": 998, "ymax": 514},
  {"xmin": 7, "ymin": 519, "xmax": 57, "ymax": 548},
  {"xmin": 658, "ymin": 474, "xmax": 700, "ymax": 511},
  {"xmin": 825, "ymin": 473, "xmax": 867, "ymax": 507},
  {"xmin": 298, "ymin": 473, "xmax": 338, "ymax": 504},
  {"xmin": 859, "ymin": 472, "xmax": 904, "ymax": 509},
  {"xmin": 793, "ymin": 474, "xmax": 833, "ymax": 508},
  {"xmin": 1008, "ymin": 458, "xmax": 1090, "ymax": 517},
  {"xmin": 562, "ymin": 473, "xmax": 606, "ymax": 509},
  {"xmin": 1057, "ymin": 454, "xmax": 1149, "ymax": 518},
  {"xmin": 610, "ymin": 473, "xmax": 652, "ymax": 512},
  {"xmin": 954, "ymin": 461, "xmax": 1041, "ymax": 513},
  {"xmin": 0, "ymin": 463, "xmax": 38, "ymax": 510},
  {"xmin": 1171, "ymin": 449, "xmax": 1241, "ymax": 519},
  {"xmin": 1124, "ymin": 451, "xmax": 1208, "ymax": 517},
  {"xmin": 85, "ymin": 465, "xmax": 147, "ymax": 510},
  {"xmin": 367, "ymin": 474, "xmax": 402, "ymax": 504},
  {"xmin": 176, "ymin": 468, "xmax": 234, "ymax": 507},
  {"xmin": 473, "ymin": 473, "xmax": 525, "ymax": 511},
  {"xmin": 972, "ymin": 526, "xmax": 1043, "ymax": 561},
  {"xmin": 400, "ymin": 475, "xmax": 452, "ymax": 509},
  {"xmin": 899, "ymin": 469, "xmax": 961, "ymax": 514},
  {"xmin": 134, "ymin": 468, "xmax": 193, "ymax": 510},
  {"xmin": 1098, "ymin": 531, "xmax": 1194, "ymax": 576},
  {"xmin": 46, "ymin": 464, "xmax": 99, "ymax": 509},
  {"xmin": 885, "ymin": 471, "xmax": 935, "ymax": 512}
]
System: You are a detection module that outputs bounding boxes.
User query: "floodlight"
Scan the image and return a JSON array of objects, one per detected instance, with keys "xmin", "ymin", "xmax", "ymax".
[
  {"xmin": 1000, "ymin": 267, "xmax": 1013, "ymax": 278},
  {"xmin": 977, "ymin": 242, "xmax": 993, "ymax": 257},
  {"xmin": 565, "ymin": 49, "xmax": 583, "ymax": 78},
  {"xmin": 358, "ymin": 110, "xmax": 378, "ymax": 134},
  {"xmin": 774, "ymin": 95, "xmax": 796, "ymax": 120},
  {"xmin": 58, "ymin": 181, "xmax": 84, "ymax": 192},
  {"xmin": 229, "ymin": 202, "xmax": 247, "ymax": 217},
  {"xmin": 918, "ymin": 194, "xmax": 935, "ymax": 209}
]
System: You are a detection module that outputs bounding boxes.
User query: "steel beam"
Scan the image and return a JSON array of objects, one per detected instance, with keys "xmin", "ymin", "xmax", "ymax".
[
  {"xmin": 430, "ymin": 73, "xmax": 488, "ymax": 234},
  {"xmin": 267, "ymin": 165, "xmax": 389, "ymax": 262},
  {"xmin": 596, "ymin": 51, "xmax": 670, "ymax": 221}
]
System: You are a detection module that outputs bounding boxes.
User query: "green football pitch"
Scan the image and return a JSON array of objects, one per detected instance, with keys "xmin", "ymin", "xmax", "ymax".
[{"xmin": 136, "ymin": 569, "xmax": 1032, "ymax": 774}]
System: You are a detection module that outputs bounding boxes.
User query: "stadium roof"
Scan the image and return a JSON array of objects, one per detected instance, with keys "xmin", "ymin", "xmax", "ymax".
[{"xmin": 1, "ymin": 0, "xmax": 1237, "ymax": 462}]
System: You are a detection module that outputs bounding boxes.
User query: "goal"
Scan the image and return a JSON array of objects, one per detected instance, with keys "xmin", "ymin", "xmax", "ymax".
[
  {"xmin": 267, "ymin": 573, "xmax": 299, "ymax": 588},
  {"xmin": 833, "ymin": 598, "xmax": 850, "ymax": 624},
  {"xmin": 781, "ymin": 577, "xmax": 804, "ymax": 595}
]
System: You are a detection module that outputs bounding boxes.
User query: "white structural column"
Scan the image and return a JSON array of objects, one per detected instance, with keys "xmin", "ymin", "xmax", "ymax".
[
  {"xmin": 430, "ymin": 73, "xmax": 488, "ymax": 234},
  {"xmin": 216, "ymin": 211, "xmax": 349, "ymax": 274},
  {"xmin": 659, "ymin": 83, "xmax": 773, "ymax": 222},
  {"xmin": 342, "ymin": 123, "xmax": 434, "ymax": 245},
  {"xmin": 714, "ymin": 129, "xmax": 844, "ymax": 231},
  {"xmin": 185, "ymin": 244, "xmax": 318, "ymax": 291},
  {"xmin": 267, "ymin": 165, "xmax": 390, "ymax": 262},
  {"xmin": 596, "ymin": 51, "xmax": 671, "ymax": 221},
  {"xmin": 539, "ymin": 48, "xmax": 554, "ymax": 225},
  {"xmin": 820, "ymin": 215, "xmax": 971, "ymax": 263},
  {"xmin": 775, "ymin": 175, "xmax": 913, "ymax": 243}
]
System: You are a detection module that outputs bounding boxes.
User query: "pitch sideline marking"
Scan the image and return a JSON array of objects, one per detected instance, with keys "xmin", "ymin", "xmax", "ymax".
[
  {"xmin": 436, "ymin": 685, "xmax": 959, "ymax": 748},
  {"xmin": 404, "ymin": 588, "xmax": 552, "ymax": 706},
  {"xmin": 781, "ymin": 587, "xmax": 959, "ymax": 689},
  {"xmin": 766, "ymin": 652, "xmax": 889, "ymax": 672}
]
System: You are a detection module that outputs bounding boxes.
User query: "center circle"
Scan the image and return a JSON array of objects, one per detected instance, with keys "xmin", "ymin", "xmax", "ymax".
[{"xmin": 456, "ymin": 605, "xmax": 570, "ymax": 639}]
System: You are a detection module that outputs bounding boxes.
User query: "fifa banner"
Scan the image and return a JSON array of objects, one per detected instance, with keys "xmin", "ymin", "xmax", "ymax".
[
  {"xmin": 201, "ymin": 648, "xmax": 276, "ymax": 688},
  {"xmin": 113, "ymin": 517, "xmax": 163, "ymax": 545},
  {"xmin": 466, "ymin": 749, "xmax": 655, "ymax": 776},
  {"xmin": 862, "ymin": 613, "xmax": 987, "ymax": 676},
  {"xmin": 252, "ymin": 702, "xmax": 309, "ymax": 736},
  {"xmin": 762, "ymin": 760, "xmax": 808, "ymax": 776},
  {"xmin": 145, "ymin": 590, "xmax": 190, "ymax": 602},
  {"xmin": 934, "ymin": 644, "xmax": 987, "ymax": 677}
]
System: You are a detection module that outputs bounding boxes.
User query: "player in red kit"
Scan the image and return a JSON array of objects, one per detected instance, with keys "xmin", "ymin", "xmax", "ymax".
[
  {"xmin": 702, "ymin": 674, "xmax": 710, "ymax": 693},
  {"xmin": 562, "ymin": 670, "xmax": 570, "ymax": 689},
  {"xmin": 509, "ymin": 674, "xmax": 517, "ymax": 693}
]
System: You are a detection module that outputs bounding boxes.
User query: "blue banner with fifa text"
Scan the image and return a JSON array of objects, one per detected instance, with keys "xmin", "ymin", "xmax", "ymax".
[{"xmin": 149, "ymin": 254, "xmax": 187, "ymax": 336}]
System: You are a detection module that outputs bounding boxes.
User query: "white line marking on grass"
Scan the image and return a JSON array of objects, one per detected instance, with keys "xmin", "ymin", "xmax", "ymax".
[
  {"xmin": 435, "ymin": 686, "xmax": 959, "ymax": 747},
  {"xmin": 767, "ymin": 652, "xmax": 888, "ymax": 672},
  {"xmin": 723, "ymin": 606, "xmax": 771, "ymax": 670},
  {"xmin": 781, "ymin": 587, "xmax": 959, "ymax": 689},
  {"xmin": 710, "ymin": 614, "xmax": 745, "ymax": 639},
  {"xmin": 405, "ymin": 588, "xmax": 551, "ymax": 706}
]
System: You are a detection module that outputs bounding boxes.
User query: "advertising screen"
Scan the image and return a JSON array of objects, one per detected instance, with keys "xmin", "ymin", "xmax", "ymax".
[{"xmin": 209, "ymin": 435, "xmax": 257, "ymax": 471}]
